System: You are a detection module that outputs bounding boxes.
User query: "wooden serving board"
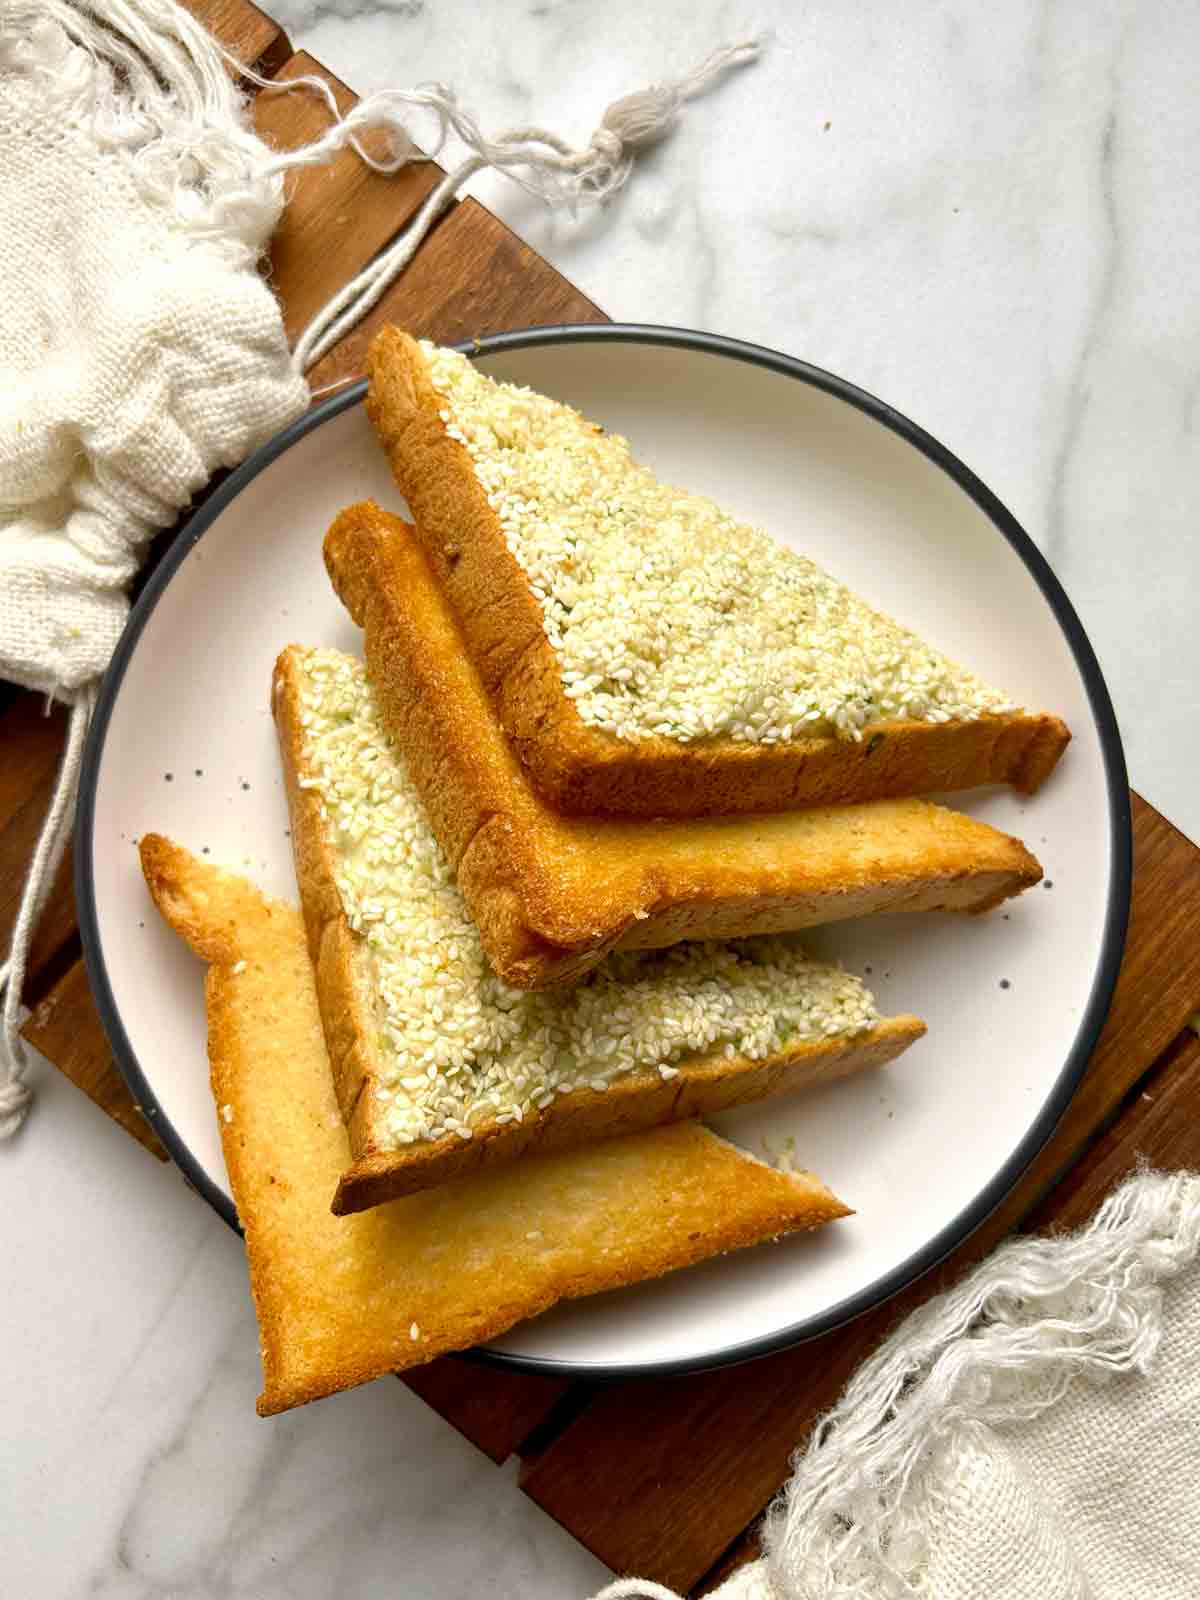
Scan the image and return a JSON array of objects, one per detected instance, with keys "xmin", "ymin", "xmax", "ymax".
[{"xmin": 9, "ymin": 4, "xmax": 1200, "ymax": 1591}]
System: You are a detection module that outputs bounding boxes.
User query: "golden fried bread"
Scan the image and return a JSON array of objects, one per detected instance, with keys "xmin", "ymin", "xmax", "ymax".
[
  {"xmin": 364, "ymin": 326, "xmax": 1069, "ymax": 819},
  {"xmin": 324, "ymin": 502, "xmax": 1043, "ymax": 989},
  {"xmin": 139, "ymin": 835, "xmax": 854, "ymax": 1416}
]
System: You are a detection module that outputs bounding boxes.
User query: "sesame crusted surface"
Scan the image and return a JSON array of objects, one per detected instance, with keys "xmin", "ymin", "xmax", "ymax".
[
  {"xmin": 421, "ymin": 341, "xmax": 1015, "ymax": 745},
  {"xmin": 294, "ymin": 648, "xmax": 880, "ymax": 1151}
]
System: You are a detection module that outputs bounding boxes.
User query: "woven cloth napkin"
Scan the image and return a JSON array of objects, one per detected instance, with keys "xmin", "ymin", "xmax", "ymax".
[
  {"xmin": 0, "ymin": 4, "xmax": 307, "ymax": 702},
  {"xmin": 597, "ymin": 1169, "xmax": 1200, "ymax": 1600}
]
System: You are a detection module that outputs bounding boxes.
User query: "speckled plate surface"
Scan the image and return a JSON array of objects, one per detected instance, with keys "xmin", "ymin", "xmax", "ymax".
[{"xmin": 77, "ymin": 326, "xmax": 1130, "ymax": 1377}]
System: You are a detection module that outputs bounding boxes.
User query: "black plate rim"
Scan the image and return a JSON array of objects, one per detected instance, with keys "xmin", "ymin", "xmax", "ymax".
[{"xmin": 75, "ymin": 322, "xmax": 1132, "ymax": 1379}]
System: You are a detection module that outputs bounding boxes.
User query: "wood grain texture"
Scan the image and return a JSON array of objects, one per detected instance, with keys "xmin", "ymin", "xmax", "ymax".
[
  {"xmin": 23, "ymin": 963, "xmax": 166, "ymax": 1160},
  {"xmin": 252, "ymin": 53, "xmax": 444, "ymax": 343},
  {"xmin": 518, "ymin": 795, "xmax": 1200, "ymax": 1592},
  {"xmin": 1023, "ymin": 1028, "xmax": 1200, "ymax": 1234},
  {"xmin": 187, "ymin": 0, "xmax": 291, "ymax": 76},
  {"xmin": 307, "ymin": 198, "xmax": 606, "ymax": 392},
  {"xmin": 0, "ymin": 693, "xmax": 78, "ymax": 1004},
  {"xmin": 692, "ymin": 1529, "xmax": 762, "ymax": 1599},
  {"xmin": 401, "ymin": 1360, "xmax": 573, "ymax": 1465}
]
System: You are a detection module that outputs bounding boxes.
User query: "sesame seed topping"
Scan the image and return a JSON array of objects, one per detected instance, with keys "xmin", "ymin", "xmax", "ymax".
[
  {"xmin": 421, "ymin": 342, "xmax": 1015, "ymax": 745},
  {"xmin": 294, "ymin": 650, "xmax": 879, "ymax": 1152}
]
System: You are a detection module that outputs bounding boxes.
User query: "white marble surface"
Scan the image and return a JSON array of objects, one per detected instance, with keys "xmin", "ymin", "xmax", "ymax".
[{"xmin": 5, "ymin": 2, "xmax": 1199, "ymax": 1595}]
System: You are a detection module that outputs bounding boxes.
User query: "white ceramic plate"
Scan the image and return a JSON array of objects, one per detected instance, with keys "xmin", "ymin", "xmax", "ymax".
[{"xmin": 78, "ymin": 327, "xmax": 1129, "ymax": 1377}]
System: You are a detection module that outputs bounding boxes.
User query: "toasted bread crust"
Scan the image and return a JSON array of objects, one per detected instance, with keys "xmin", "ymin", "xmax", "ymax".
[
  {"xmin": 138, "ymin": 836, "xmax": 853, "ymax": 1415},
  {"xmin": 365, "ymin": 325, "xmax": 1070, "ymax": 818},
  {"xmin": 270, "ymin": 644, "xmax": 925, "ymax": 1209},
  {"xmin": 330, "ymin": 1012, "xmax": 922, "ymax": 1214},
  {"xmin": 324, "ymin": 502, "xmax": 1043, "ymax": 990}
]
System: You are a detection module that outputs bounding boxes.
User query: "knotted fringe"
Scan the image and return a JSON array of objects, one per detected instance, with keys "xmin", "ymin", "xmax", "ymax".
[
  {"xmin": 271, "ymin": 40, "xmax": 760, "ymax": 371},
  {"xmin": 0, "ymin": 0, "xmax": 760, "ymax": 1137},
  {"xmin": 591, "ymin": 1170, "xmax": 1200, "ymax": 1600}
]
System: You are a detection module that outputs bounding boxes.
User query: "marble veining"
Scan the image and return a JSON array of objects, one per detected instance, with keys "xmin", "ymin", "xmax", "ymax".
[
  {"xmin": 6, "ymin": 2, "xmax": 1199, "ymax": 1595},
  {"xmin": 1043, "ymin": 92, "xmax": 1121, "ymax": 564},
  {"xmin": 278, "ymin": 0, "xmax": 427, "ymax": 32}
]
